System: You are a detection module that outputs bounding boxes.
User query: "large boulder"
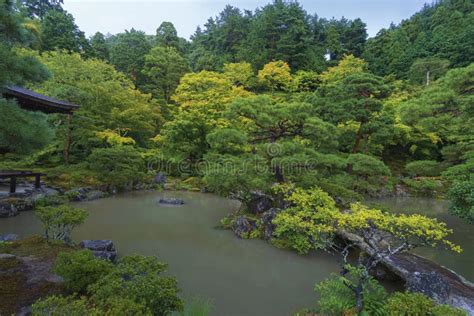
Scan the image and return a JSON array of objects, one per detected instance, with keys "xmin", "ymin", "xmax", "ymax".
[
  {"xmin": 80, "ymin": 240, "xmax": 117, "ymax": 261},
  {"xmin": 0, "ymin": 234, "xmax": 19, "ymax": 242},
  {"xmin": 0, "ymin": 201, "xmax": 19, "ymax": 218},
  {"xmin": 85, "ymin": 190, "xmax": 106, "ymax": 201},
  {"xmin": 154, "ymin": 172, "xmax": 167, "ymax": 185},
  {"xmin": 260, "ymin": 208, "xmax": 280, "ymax": 240},
  {"xmin": 407, "ymin": 271, "xmax": 451, "ymax": 304},
  {"xmin": 246, "ymin": 192, "xmax": 273, "ymax": 214},
  {"xmin": 64, "ymin": 187, "xmax": 89, "ymax": 201},
  {"xmin": 232, "ymin": 216, "xmax": 257, "ymax": 238},
  {"xmin": 158, "ymin": 198, "xmax": 184, "ymax": 205}
]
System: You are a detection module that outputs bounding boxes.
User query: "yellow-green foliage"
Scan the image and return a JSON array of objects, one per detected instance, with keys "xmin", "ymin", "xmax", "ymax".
[
  {"xmin": 386, "ymin": 292, "xmax": 466, "ymax": 316},
  {"xmin": 319, "ymin": 54, "xmax": 367, "ymax": 85},
  {"xmin": 257, "ymin": 60, "xmax": 292, "ymax": 92},
  {"xmin": 338, "ymin": 203, "xmax": 461, "ymax": 253},
  {"xmin": 272, "ymin": 187, "xmax": 339, "ymax": 254},
  {"xmin": 223, "ymin": 62, "xmax": 254, "ymax": 88}
]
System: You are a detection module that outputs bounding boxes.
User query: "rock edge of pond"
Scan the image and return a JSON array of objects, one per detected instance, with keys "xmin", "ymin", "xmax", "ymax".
[{"xmin": 338, "ymin": 230, "xmax": 474, "ymax": 315}]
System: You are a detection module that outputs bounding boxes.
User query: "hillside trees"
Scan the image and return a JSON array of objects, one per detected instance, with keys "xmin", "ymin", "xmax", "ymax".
[
  {"xmin": 108, "ymin": 29, "xmax": 151, "ymax": 85},
  {"xmin": 40, "ymin": 9, "xmax": 91, "ymax": 55},
  {"xmin": 142, "ymin": 46, "xmax": 189, "ymax": 102},
  {"xmin": 363, "ymin": 0, "xmax": 474, "ymax": 77},
  {"xmin": 26, "ymin": 51, "xmax": 160, "ymax": 162}
]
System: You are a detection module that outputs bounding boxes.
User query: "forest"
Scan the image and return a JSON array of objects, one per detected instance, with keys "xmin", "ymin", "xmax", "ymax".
[{"xmin": 0, "ymin": 0, "xmax": 473, "ymax": 315}]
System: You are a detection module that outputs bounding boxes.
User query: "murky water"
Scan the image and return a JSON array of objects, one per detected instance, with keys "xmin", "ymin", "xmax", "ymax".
[
  {"xmin": 368, "ymin": 197, "xmax": 473, "ymax": 282},
  {"xmin": 0, "ymin": 191, "xmax": 340, "ymax": 316}
]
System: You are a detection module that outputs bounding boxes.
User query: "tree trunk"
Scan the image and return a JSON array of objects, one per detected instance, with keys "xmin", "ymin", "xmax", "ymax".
[
  {"xmin": 64, "ymin": 113, "xmax": 72, "ymax": 165},
  {"xmin": 426, "ymin": 70, "xmax": 430, "ymax": 86},
  {"xmin": 347, "ymin": 125, "xmax": 364, "ymax": 173}
]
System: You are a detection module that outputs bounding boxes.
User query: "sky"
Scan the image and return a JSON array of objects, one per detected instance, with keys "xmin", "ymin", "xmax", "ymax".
[{"xmin": 63, "ymin": 0, "xmax": 431, "ymax": 39}]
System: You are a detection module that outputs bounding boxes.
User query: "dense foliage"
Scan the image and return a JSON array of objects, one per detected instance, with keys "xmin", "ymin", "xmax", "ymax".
[{"xmin": 1, "ymin": 0, "xmax": 473, "ymax": 314}]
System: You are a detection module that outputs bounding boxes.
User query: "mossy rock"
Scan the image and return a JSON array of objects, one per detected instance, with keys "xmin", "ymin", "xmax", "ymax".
[
  {"xmin": 0, "ymin": 235, "xmax": 75, "ymax": 260},
  {"xmin": 0, "ymin": 236, "xmax": 72, "ymax": 315}
]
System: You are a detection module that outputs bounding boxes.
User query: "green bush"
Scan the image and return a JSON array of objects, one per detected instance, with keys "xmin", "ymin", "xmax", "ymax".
[
  {"xmin": 35, "ymin": 205, "xmax": 88, "ymax": 243},
  {"xmin": 431, "ymin": 304, "xmax": 467, "ymax": 316},
  {"xmin": 405, "ymin": 160, "xmax": 442, "ymax": 177},
  {"xmin": 97, "ymin": 297, "xmax": 152, "ymax": 315},
  {"xmin": 88, "ymin": 255, "xmax": 183, "ymax": 315},
  {"xmin": 31, "ymin": 295, "xmax": 89, "ymax": 316},
  {"xmin": 315, "ymin": 273, "xmax": 388, "ymax": 315},
  {"xmin": 402, "ymin": 178, "xmax": 441, "ymax": 196},
  {"xmin": 385, "ymin": 292, "xmax": 466, "ymax": 316},
  {"xmin": 87, "ymin": 146, "xmax": 145, "ymax": 189},
  {"xmin": 447, "ymin": 179, "xmax": 474, "ymax": 223},
  {"xmin": 53, "ymin": 250, "xmax": 114, "ymax": 293},
  {"xmin": 386, "ymin": 292, "xmax": 433, "ymax": 315}
]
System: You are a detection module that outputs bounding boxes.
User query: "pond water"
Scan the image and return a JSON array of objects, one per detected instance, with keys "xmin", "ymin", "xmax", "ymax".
[
  {"xmin": 0, "ymin": 191, "xmax": 340, "ymax": 316},
  {"xmin": 368, "ymin": 197, "xmax": 473, "ymax": 282}
]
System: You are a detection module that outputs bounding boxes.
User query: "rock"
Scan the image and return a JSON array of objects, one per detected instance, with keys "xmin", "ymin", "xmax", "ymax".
[
  {"xmin": 85, "ymin": 190, "xmax": 105, "ymax": 201},
  {"xmin": 394, "ymin": 184, "xmax": 410, "ymax": 197},
  {"xmin": 0, "ymin": 201, "xmax": 19, "ymax": 218},
  {"xmin": 158, "ymin": 198, "xmax": 184, "ymax": 205},
  {"xmin": 0, "ymin": 253, "xmax": 16, "ymax": 260},
  {"xmin": 0, "ymin": 234, "xmax": 19, "ymax": 242},
  {"xmin": 260, "ymin": 208, "xmax": 280, "ymax": 240},
  {"xmin": 246, "ymin": 192, "xmax": 273, "ymax": 214},
  {"xmin": 80, "ymin": 240, "xmax": 117, "ymax": 261},
  {"xmin": 65, "ymin": 187, "xmax": 88, "ymax": 201},
  {"xmin": 155, "ymin": 172, "xmax": 167, "ymax": 185},
  {"xmin": 232, "ymin": 216, "xmax": 257, "ymax": 238},
  {"xmin": 407, "ymin": 271, "xmax": 451, "ymax": 304}
]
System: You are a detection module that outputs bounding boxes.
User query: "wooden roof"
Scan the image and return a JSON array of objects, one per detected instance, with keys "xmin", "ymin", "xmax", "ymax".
[{"xmin": 3, "ymin": 86, "xmax": 79, "ymax": 114}]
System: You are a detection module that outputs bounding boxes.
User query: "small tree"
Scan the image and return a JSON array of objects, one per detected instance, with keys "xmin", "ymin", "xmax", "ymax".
[
  {"xmin": 36, "ymin": 205, "xmax": 88, "ymax": 243},
  {"xmin": 336, "ymin": 203, "xmax": 461, "ymax": 313}
]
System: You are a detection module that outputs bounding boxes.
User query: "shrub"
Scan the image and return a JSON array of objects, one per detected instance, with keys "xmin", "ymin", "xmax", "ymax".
[
  {"xmin": 386, "ymin": 292, "xmax": 434, "ymax": 315},
  {"xmin": 402, "ymin": 178, "xmax": 441, "ymax": 196},
  {"xmin": 315, "ymin": 273, "xmax": 388, "ymax": 315},
  {"xmin": 87, "ymin": 146, "xmax": 145, "ymax": 189},
  {"xmin": 98, "ymin": 297, "xmax": 152, "ymax": 316},
  {"xmin": 31, "ymin": 295, "xmax": 89, "ymax": 316},
  {"xmin": 53, "ymin": 250, "xmax": 114, "ymax": 293},
  {"xmin": 447, "ymin": 179, "xmax": 474, "ymax": 223},
  {"xmin": 89, "ymin": 255, "xmax": 183, "ymax": 315},
  {"xmin": 385, "ymin": 292, "xmax": 466, "ymax": 316},
  {"xmin": 405, "ymin": 160, "xmax": 442, "ymax": 177},
  {"xmin": 347, "ymin": 153, "xmax": 391, "ymax": 178},
  {"xmin": 35, "ymin": 205, "xmax": 88, "ymax": 243},
  {"xmin": 431, "ymin": 304, "xmax": 467, "ymax": 316}
]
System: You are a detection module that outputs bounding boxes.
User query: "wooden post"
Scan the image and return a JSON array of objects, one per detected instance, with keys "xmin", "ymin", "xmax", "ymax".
[
  {"xmin": 64, "ymin": 113, "xmax": 72, "ymax": 165},
  {"xmin": 10, "ymin": 176, "xmax": 16, "ymax": 193},
  {"xmin": 35, "ymin": 174, "xmax": 41, "ymax": 189}
]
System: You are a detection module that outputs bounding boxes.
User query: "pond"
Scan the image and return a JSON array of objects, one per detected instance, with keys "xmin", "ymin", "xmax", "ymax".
[
  {"xmin": 0, "ymin": 191, "xmax": 340, "ymax": 316},
  {"xmin": 1, "ymin": 192, "xmax": 472, "ymax": 315},
  {"xmin": 368, "ymin": 197, "xmax": 473, "ymax": 282}
]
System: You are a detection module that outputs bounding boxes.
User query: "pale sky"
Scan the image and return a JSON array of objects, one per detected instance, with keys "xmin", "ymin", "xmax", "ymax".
[{"xmin": 63, "ymin": 0, "xmax": 431, "ymax": 39}]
